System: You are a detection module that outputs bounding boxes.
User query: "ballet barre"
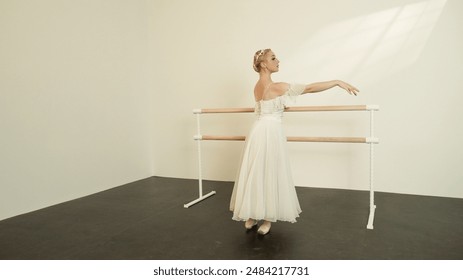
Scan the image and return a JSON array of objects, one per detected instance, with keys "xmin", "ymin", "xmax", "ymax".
[
  {"xmin": 194, "ymin": 135, "xmax": 379, "ymax": 144},
  {"xmin": 193, "ymin": 104, "xmax": 379, "ymax": 114},
  {"xmin": 186, "ymin": 104, "xmax": 379, "ymax": 230}
]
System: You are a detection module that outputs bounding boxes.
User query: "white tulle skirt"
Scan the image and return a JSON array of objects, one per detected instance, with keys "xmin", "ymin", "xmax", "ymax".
[{"xmin": 230, "ymin": 117, "xmax": 302, "ymax": 223}]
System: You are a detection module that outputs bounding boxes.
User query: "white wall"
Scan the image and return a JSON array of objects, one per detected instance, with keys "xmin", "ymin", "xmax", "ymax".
[
  {"xmin": 151, "ymin": 0, "xmax": 463, "ymax": 198},
  {"xmin": 0, "ymin": 0, "xmax": 154, "ymax": 220}
]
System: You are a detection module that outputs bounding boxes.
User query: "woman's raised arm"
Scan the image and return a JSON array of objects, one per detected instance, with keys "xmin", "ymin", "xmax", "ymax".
[{"xmin": 303, "ymin": 80, "xmax": 359, "ymax": 96}]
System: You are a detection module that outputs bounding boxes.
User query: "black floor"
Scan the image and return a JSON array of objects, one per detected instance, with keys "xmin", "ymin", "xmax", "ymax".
[{"xmin": 0, "ymin": 176, "xmax": 462, "ymax": 260}]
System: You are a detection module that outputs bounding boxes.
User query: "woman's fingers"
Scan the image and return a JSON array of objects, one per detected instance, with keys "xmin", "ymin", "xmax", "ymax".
[
  {"xmin": 344, "ymin": 83, "xmax": 359, "ymax": 96},
  {"xmin": 349, "ymin": 87, "xmax": 359, "ymax": 96}
]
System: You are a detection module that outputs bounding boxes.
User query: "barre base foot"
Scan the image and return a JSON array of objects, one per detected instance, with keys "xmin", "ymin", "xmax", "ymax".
[
  {"xmin": 366, "ymin": 204, "xmax": 376, "ymax": 230},
  {"xmin": 184, "ymin": 191, "xmax": 216, "ymax": 208}
]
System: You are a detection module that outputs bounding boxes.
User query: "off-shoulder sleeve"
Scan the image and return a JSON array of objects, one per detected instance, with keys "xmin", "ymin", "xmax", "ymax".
[
  {"xmin": 283, "ymin": 83, "xmax": 305, "ymax": 105},
  {"xmin": 285, "ymin": 83, "xmax": 305, "ymax": 96}
]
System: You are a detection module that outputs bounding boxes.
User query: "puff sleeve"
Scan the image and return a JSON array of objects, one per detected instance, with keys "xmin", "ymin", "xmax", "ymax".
[
  {"xmin": 286, "ymin": 83, "xmax": 305, "ymax": 97},
  {"xmin": 284, "ymin": 83, "xmax": 305, "ymax": 104}
]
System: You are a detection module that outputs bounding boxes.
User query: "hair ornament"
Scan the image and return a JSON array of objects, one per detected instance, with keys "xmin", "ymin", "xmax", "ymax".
[{"xmin": 255, "ymin": 49, "xmax": 265, "ymax": 61}]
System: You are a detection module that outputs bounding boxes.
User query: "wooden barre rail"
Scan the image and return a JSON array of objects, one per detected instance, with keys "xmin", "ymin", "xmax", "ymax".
[
  {"xmin": 195, "ymin": 135, "xmax": 379, "ymax": 144},
  {"xmin": 194, "ymin": 105, "xmax": 379, "ymax": 114}
]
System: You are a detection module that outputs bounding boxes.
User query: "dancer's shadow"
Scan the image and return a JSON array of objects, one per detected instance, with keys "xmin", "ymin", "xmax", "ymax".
[{"xmin": 233, "ymin": 224, "xmax": 291, "ymax": 259}]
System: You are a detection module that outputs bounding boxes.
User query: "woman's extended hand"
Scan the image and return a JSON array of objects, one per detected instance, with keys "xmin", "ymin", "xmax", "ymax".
[{"xmin": 337, "ymin": 80, "xmax": 359, "ymax": 96}]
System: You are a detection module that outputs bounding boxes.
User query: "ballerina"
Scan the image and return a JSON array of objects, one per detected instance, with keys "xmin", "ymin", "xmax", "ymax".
[{"xmin": 229, "ymin": 48, "xmax": 359, "ymax": 235}]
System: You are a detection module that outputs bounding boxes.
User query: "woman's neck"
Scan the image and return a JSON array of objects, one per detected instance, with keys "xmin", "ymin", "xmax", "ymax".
[{"xmin": 258, "ymin": 71, "xmax": 272, "ymax": 83}]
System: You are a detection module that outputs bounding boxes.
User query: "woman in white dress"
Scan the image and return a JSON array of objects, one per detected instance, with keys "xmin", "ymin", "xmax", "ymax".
[{"xmin": 229, "ymin": 49, "xmax": 359, "ymax": 235}]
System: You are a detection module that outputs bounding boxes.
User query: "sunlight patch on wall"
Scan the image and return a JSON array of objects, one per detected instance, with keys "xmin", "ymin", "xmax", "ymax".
[{"xmin": 285, "ymin": 0, "xmax": 447, "ymax": 84}]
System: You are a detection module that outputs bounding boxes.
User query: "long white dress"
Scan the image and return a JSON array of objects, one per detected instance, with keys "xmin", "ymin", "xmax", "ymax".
[{"xmin": 230, "ymin": 83, "xmax": 305, "ymax": 223}]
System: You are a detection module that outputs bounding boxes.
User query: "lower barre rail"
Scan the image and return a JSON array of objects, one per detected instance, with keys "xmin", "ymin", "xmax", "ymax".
[{"xmin": 195, "ymin": 135, "xmax": 379, "ymax": 144}]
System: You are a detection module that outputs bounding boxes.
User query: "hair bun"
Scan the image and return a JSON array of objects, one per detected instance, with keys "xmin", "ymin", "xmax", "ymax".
[{"xmin": 253, "ymin": 49, "xmax": 271, "ymax": 72}]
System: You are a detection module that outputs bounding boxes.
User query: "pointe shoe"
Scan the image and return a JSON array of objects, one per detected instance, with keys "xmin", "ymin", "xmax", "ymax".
[
  {"xmin": 245, "ymin": 219, "xmax": 258, "ymax": 229},
  {"xmin": 257, "ymin": 222, "xmax": 271, "ymax": 235}
]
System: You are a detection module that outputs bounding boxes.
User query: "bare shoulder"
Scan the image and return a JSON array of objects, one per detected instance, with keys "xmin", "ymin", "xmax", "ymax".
[{"xmin": 269, "ymin": 82, "xmax": 290, "ymax": 96}]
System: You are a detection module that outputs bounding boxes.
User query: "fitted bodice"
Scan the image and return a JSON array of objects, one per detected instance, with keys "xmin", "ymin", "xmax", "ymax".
[
  {"xmin": 255, "ymin": 95, "xmax": 287, "ymax": 121},
  {"xmin": 254, "ymin": 83, "xmax": 305, "ymax": 121}
]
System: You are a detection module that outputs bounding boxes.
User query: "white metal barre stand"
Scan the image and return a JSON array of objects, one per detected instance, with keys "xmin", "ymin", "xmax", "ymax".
[
  {"xmin": 184, "ymin": 111, "xmax": 216, "ymax": 208},
  {"xmin": 366, "ymin": 106, "xmax": 378, "ymax": 229},
  {"xmin": 187, "ymin": 105, "xmax": 379, "ymax": 230}
]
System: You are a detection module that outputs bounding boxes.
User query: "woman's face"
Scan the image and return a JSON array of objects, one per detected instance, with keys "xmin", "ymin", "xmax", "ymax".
[{"xmin": 263, "ymin": 51, "xmax": 280, "ymax": 73}]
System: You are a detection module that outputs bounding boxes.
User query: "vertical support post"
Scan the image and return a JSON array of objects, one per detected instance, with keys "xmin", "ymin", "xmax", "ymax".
[
  {"xmin": 184, "ymin": 111, "xmax": 216, "ymax": 208},
  {"xmin": 366, "ymin": 109, "xmax": 377, "ymax": 229},
  {"xmin": 196, "ymin": 113, "xmax": 203, "ymax": 197}
]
